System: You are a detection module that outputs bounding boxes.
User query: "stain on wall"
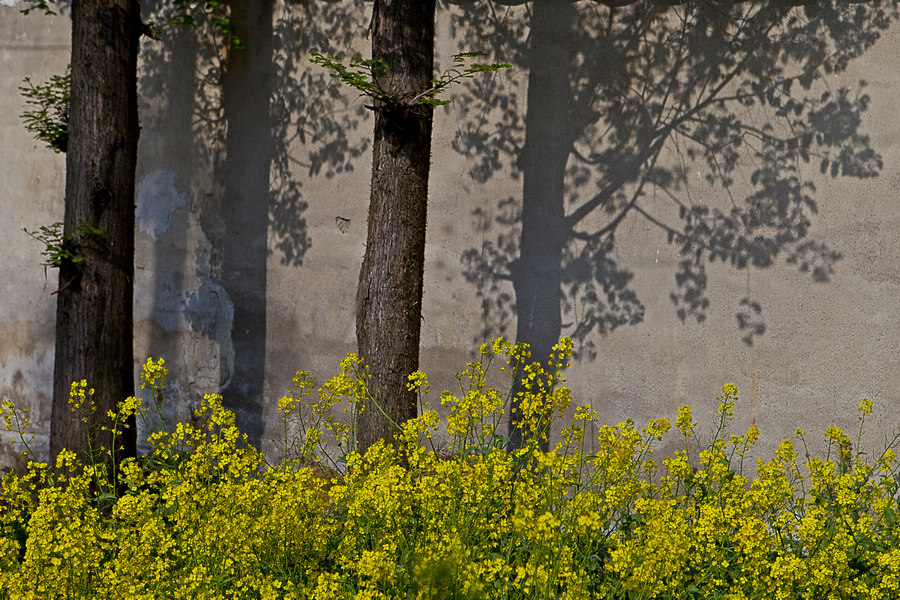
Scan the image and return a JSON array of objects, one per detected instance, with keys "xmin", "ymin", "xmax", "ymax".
[{"xmin": 137, "ymin": 170, "xmax": 186, "ymax": 241}]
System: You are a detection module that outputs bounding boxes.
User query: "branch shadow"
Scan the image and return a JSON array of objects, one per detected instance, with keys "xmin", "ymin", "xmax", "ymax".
[
  {"xmin": 450, "ymin": 0, "xmax": 895, "ymax": 364},
  {"xmin": 136, "ymin": 1, "xmax": 368, "ymax": 447}
]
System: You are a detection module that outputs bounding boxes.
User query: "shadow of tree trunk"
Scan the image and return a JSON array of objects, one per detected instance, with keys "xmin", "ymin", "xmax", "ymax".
[
  {"xmin": 211, "ymin": 0, "xmax": 276, "ymax": 447},
  {"xmin": 507, "ymin": 0, "xmax": 574, "ymax": 449}
]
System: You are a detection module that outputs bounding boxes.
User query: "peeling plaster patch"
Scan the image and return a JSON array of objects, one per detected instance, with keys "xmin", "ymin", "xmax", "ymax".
[
  {"xmin": 137, "ymin": 170, "xmax": 186, "ymax": 241},
  {"xmin": 0, "ymin": 1, "xmax": 19, "ymax": 7}
]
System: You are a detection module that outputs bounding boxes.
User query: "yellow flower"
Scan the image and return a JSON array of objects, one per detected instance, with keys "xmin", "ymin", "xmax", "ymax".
[
  {"xmin": 858, "ymin": 397, "xmax": 873, "ymax": 416},
  {"xmin": 644, "ymin": 417, "xmax": 671, "ymax": 439},
  {"xmin": 405, "ymin": 370, "xmax": 429, "ymax": 395},
  {"xmin": 676, "ymin": 405, "xmax": 696, "ymax": 436},
  {"xmin": 746, "ymin": 425, "xmax": 760, "ymax": 445},
  {"xmin": 139, "ymin": 357, "xmax": 168, "ymax": 390}
]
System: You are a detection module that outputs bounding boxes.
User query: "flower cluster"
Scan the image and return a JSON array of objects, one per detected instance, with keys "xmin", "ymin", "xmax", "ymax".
[{"xmin": 2, "ymin": 343, "xmax": 900, "ymax": 599}]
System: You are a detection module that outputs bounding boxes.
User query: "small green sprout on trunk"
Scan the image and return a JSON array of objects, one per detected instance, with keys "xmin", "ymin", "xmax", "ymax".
[
  {"xmin": 23, "ymin": 221, "xmax": 105, "ymax": 271},
  {"xmin": 19, "ymin": 0, "xmax": 57, "ymax": 15},
  {"xmin": 310, "ymin": 51, "xmax": 510, "ymax": 109},
  {"xmin": 19, "ymin": 65, "xmax": 70, "ymax": 153}
]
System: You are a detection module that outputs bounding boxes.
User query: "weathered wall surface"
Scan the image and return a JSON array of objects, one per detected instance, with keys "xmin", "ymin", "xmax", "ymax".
[
  {"xmin": 3, "ymin": 1, "xmax": 900, "ymax": 470},
  {"xmin": 0, "ymin": 5, "xmax": 67, "ymax": 470}
]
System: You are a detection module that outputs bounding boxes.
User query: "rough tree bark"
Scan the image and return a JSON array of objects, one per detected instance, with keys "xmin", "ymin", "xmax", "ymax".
[
  {"xmin": 355, "ymin": 0, "xmax": 436, "ymax": 453},
  {"xmin": 50, "ymin": 0, "xmax": 140, "ymax": 469}
]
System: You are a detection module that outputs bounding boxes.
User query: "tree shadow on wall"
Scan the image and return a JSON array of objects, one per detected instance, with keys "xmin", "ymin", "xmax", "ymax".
[
  {"xmin": 450, "ymin": 0, "xmax": 895, "ymax": 366},
  {"xmin": 137, "ymin": 1, "xmax": 369, "ymax": 447}
]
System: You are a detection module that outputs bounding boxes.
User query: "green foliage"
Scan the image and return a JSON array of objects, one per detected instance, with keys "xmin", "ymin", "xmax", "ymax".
[
  {"xmin": 19, "ymin": 1, "xmax": 57, "ymax": 16},
  {"xmin": 19, "ymin": 65, "xmax": 70, "ymax": 154},
  {"xmin": 20, "ymin": 0, "xmax": 243, "ymax": 48},
  {"xmin": 23, "ymin": 221, "xmax": 105, "ymax": 270},
  {"xmin": 23, "ymin": 222, "xmax": 72, "ymax": 269},
  {"xmin": 18, "ymin": 4, "xmax": 243, "ymax": 153},
  {"xmin": 166, "ymin": 0, "xmax": 245, "ymax": 48},
  {"xmin": 310, "ymin": 51, "xmax": 511, "ymax": 108},
  {"xmin": 3, "ymin": 341, "xmax": 900, "ymax": 598}
]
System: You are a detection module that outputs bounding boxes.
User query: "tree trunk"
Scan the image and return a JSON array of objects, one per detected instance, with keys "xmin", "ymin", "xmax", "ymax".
[
  {"xmin": 50, "ymin": 0, "xmax": 140, "ymax": 470},
  {"xmin": 355, "ymin": 0, "xmax": 436, "ymax": 453}
]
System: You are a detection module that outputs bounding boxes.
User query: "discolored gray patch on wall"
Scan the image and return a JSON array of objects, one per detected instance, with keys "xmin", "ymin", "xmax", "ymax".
[
  {"xmin": 186, "ymin": 280, "xmax": 235, "ymax": 389},
  {"xmin": 137, "ymin": 170, "xmax": 186, "ymax": 241}
]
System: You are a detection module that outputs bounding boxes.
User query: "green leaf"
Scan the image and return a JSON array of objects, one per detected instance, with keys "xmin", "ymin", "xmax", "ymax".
[
  {"xmin": 19, "ymin": 65, "xmax": 70, "ymax": 153},
  {"xmin": 20, "ymin": 1, "xmax": 56, "ymax": 16},
  {"xmin": 311, "ymin": 50, "xmax": 511, "ymax": 109}
]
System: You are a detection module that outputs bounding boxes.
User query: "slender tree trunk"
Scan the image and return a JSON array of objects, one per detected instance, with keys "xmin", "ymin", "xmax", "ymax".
[
  {"xmin": 355, "ymin": 0, "xmax": 436, "ymax": 453},
  {"xmin": 508, "ymin": 0, "xmax": 577, "ymax": 450},
  {"xmin": 50, "ymin": 0, "xmax": 140, "ymax": 469}
]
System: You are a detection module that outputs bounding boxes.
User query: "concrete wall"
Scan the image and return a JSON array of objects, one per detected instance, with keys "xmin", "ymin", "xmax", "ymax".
[
  {"xmin": 3, "ymin": 1, "xmax": 900, "ymax": 470},
  {"xmin": 0, "ymin": 5, "xmax": 67, "ymax": 470}
]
